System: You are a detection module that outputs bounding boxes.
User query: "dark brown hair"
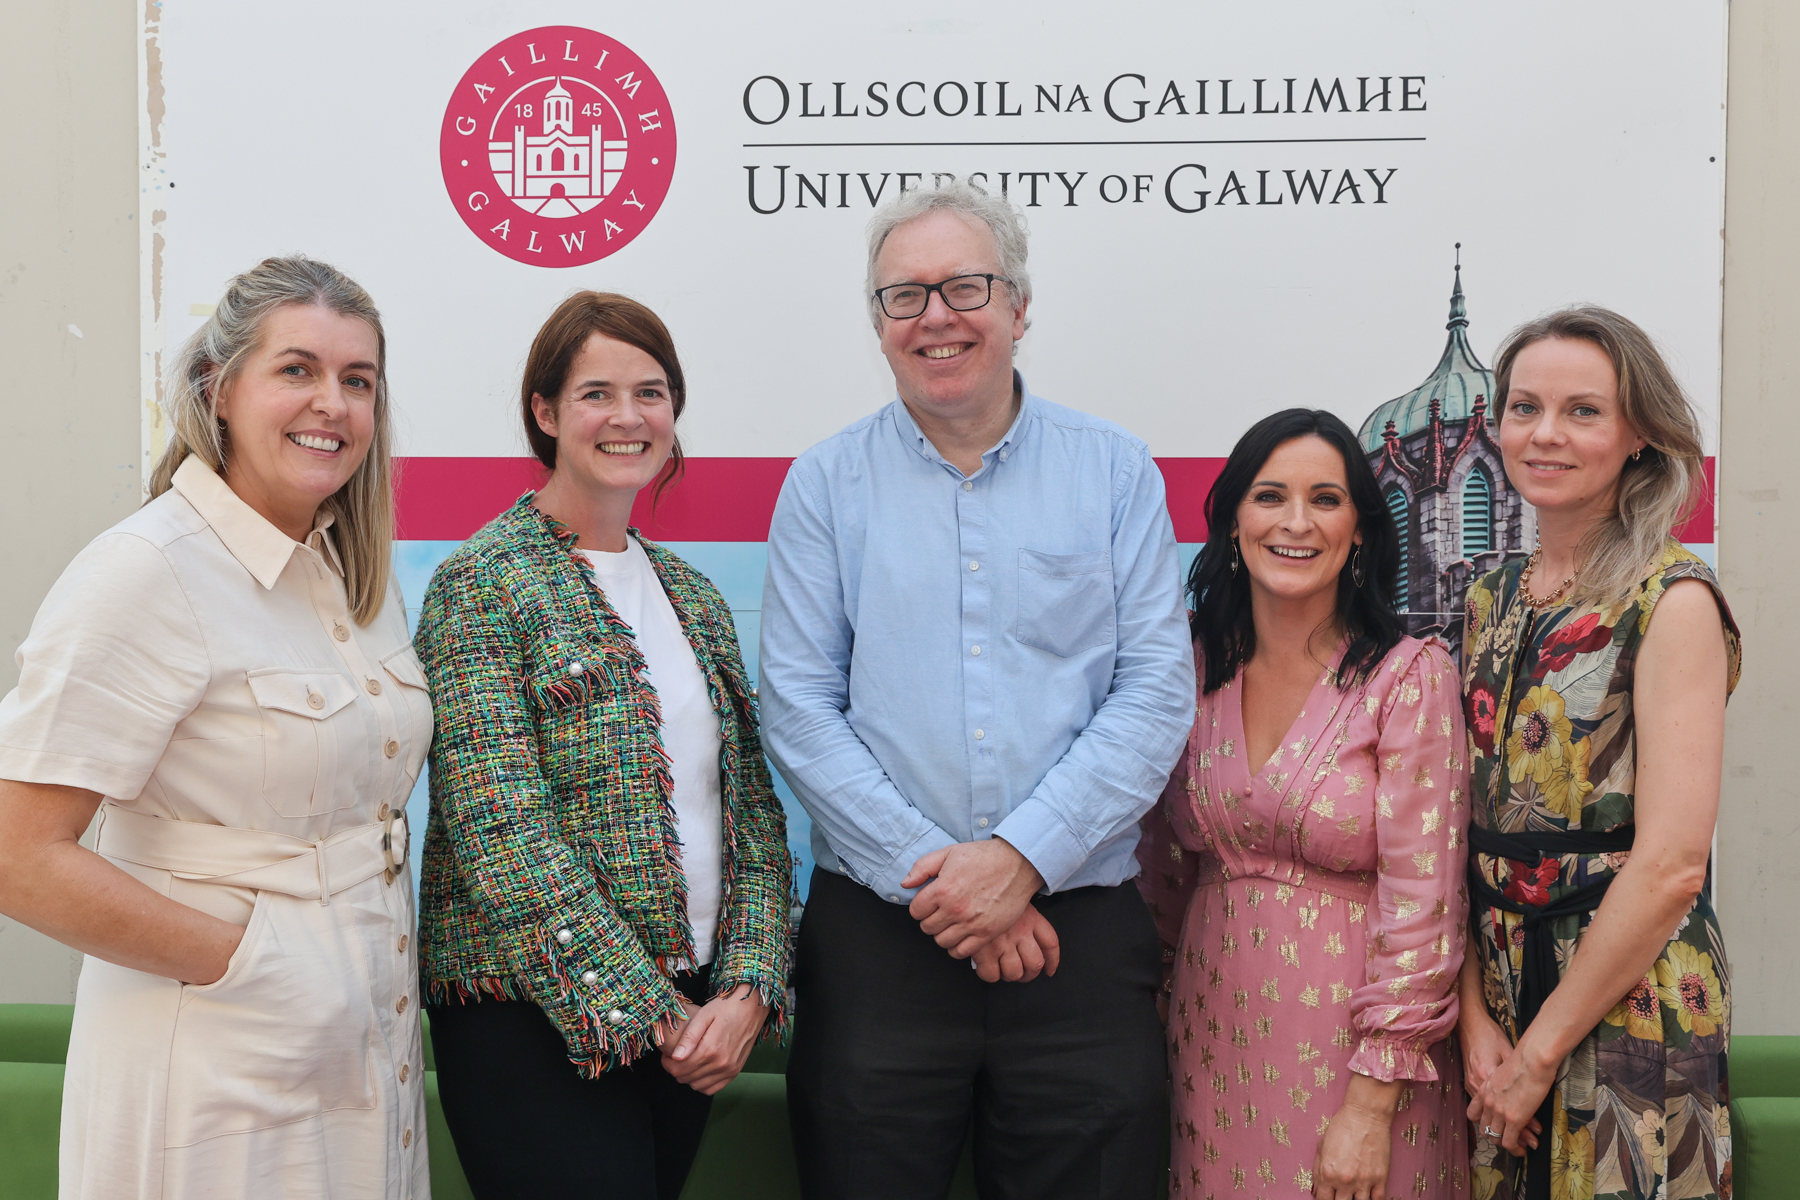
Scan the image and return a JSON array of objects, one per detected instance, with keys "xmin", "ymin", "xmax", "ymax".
[{"xmin": 522, "ymin": 291, "xmax": 687, "ymax": 502}]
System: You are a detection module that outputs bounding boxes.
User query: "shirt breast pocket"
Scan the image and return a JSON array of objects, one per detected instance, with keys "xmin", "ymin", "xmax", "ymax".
[
  {"xmin": 1014, "ymin": 548, "xmax": 1115, "ymax": 658},
  {"xmin": 245, "ymin": 668, "xmax": 361, "ymax": 818}
]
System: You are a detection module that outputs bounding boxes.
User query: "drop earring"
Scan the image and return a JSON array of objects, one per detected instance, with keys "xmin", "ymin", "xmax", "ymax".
[
  {"xmin": 1229, "ymin": 538, "xmax": 1240, "ymax": 576},
  {"xmin": 1351, "ymin": 545, "xmax": 1365, "ymax": 588}
]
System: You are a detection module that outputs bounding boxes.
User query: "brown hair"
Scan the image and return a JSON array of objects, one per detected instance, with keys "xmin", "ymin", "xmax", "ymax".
[
  {"xmin": 1492, "ymin": 304, "xmax": 1705, "ymax": 606},
  {"xmin": 153, "ymin": 255, "xmax": 394, "ymax": 625},
  {"xmin": 521, "ymin": 292, "xmax": 687, "ymax": 503}
]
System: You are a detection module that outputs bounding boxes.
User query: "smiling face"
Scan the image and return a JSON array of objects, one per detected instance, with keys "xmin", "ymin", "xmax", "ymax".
[
  {"xmin": 212, "ymin": 303, "xmax": 379, "ymax": 540},
  {"xmin": 531, "ymin": 332, "xmax": 677, "ymax": 502},
  {"xmin": 874, "ymin": 208, "xmax": 1027, "ymax": 422},
  {"xmin": 1233, "ymin": 435, "xmax": 1363, "ymax": 607},
  {"xmin": 1499, "ymin": 336, "xmax": 1645, "ymax": 519}
]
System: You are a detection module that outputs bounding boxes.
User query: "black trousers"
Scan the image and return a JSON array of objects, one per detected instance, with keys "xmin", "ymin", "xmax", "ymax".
[
  {"xmin": 788, "ymin": 868, "xmax": 1167, "ymax": 1200},
  {"xmin": 427, "ymin": 969, "xmax": 713, "ymax": 1200}
]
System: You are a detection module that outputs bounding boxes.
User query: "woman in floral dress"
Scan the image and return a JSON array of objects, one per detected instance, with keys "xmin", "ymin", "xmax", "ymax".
[
  {"xmin": 1458, "ymin": 307, "xmax": 1740, "ymax": 1200},
  {"xmin": 1140, "ymin": 409, "xmax": 1470, "ymax": 1200}
]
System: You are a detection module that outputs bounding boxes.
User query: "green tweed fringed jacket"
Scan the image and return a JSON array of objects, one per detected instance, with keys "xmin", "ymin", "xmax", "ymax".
[{"xmin": 415, "ymin": 494, "xmax": 792, "ymax": 1074}]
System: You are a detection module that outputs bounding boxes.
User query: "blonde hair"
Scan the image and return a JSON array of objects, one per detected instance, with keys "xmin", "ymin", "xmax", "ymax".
[
  {"xmin": 1492, "ymin": 305, "xmax": 1704, "ymax": 607},
  {"xmin": 150, "ymin": 256, "xmax": 394, "ymax": 624}
]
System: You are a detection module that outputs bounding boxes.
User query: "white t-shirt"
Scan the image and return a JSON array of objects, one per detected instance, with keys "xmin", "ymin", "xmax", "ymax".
[{"xmin": 580, "ymin": 539, "xmax": 724, "ymax": 967}]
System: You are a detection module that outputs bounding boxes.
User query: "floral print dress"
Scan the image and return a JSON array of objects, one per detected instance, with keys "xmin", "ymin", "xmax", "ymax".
[
  {"xmin": 1139, "ymin": 637, "xmax": 1470, "ymax": 1199},
  {"xmin": 1462, "ymin": 540, "xmax": 1741, "ymax": 1200}
]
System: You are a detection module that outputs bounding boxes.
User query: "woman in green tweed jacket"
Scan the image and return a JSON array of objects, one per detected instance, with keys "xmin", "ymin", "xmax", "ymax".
[{"xmin": 414, "ymin": 292, "xmax": 792, "ymax": 1200}]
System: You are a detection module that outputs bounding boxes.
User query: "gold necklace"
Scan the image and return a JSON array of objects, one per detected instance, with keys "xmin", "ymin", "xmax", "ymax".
[{"xmin": 1519, "ymin": 544, "xmax": 1578, "ymax": 610}]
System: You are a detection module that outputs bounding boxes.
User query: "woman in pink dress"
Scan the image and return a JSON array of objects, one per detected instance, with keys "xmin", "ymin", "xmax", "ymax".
[{"xmin": 1140, "ymin": 408, "xmax": 1471, "ymax": 1200}]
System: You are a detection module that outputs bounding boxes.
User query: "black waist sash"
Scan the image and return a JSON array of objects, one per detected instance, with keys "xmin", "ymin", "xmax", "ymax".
[{"xmin": 1466, "ymin": 822, "xmax": 1636, "ymax": 1200}]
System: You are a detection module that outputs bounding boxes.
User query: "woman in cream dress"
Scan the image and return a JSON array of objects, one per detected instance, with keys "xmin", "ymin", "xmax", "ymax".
[{"xmin": 0, "ymin": 257, "xmax": 431, "ymax": 1199}]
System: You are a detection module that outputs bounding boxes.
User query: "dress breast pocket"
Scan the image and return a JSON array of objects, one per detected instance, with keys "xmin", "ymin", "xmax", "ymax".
[
  {"xmin": 246, "ymin": 667, "xmax": 361, "ymax": 818},
  {"xmin": 379, "ymin": 645, "xmax": 435, "ymax": 780},
  {"xmin": 1014, "ymin": 548, "xmax": 1115, "ymax": 658}
]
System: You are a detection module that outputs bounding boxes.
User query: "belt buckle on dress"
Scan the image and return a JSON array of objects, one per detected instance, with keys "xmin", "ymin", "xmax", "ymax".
[{"xmin": 382, "ymin": 808, "xmax": 409, "ymax": 883}]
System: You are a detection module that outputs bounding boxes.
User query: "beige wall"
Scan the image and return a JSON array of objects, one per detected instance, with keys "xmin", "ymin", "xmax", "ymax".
[
  {"xmin": 1, "ymin": 4, "xmax": 1796, "ymax": 1027},
  {"xmin": 1717, "ymin": 0, "xmax": 1800, "ymax": 1036},
  {"xmin": 0, "ymin": 0, "xmax": 141, "ymax": 1002}
]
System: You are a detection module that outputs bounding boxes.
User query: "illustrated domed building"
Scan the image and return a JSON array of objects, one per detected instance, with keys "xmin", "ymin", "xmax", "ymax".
[{"xmin": 1360, "ymin": 258, "xmax": 1529, "ymax": 649}]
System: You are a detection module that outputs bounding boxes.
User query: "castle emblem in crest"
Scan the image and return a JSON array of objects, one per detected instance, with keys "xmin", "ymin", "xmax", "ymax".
[{"xmin": 440, "ymin": 27, "xmax": 677, "ymax": 266}]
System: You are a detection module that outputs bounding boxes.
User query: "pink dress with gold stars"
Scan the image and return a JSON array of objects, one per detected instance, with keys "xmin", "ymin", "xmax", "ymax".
[{"xmin": 1138, "ymin": 637, "xmax": 1471, "ymax": 1199}]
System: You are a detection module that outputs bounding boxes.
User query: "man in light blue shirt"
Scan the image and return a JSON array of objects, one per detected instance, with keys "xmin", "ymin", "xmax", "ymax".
[{"xmin": 760, "ymin": 179, "xmax": 1195, "ymax": 1200}]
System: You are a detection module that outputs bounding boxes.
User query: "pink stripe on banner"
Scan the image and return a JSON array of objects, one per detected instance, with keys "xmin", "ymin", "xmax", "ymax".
[{"xmin": 394, "ymin": 456, "xmax": 1716, "ymax": 545}]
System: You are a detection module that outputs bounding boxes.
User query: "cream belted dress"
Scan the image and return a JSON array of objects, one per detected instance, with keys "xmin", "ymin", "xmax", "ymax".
[{"xmin": 0, "ymin": 457, "xmax": 433, "ymax": 1200}]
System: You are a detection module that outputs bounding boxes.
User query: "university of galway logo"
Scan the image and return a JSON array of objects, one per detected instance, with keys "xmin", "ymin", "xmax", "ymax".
[{"xmin": 440, "ymin": 27, "xmax": 677, "ymax": 267}]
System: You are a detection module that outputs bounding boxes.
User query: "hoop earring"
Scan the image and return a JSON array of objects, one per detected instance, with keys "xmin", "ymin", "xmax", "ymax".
[
  {"xmin": 1632, "ymin": 447, "xmax": 1643, "ymax": 461},
  {"xmin": 1351, "ymin": 545, "xmax": 1365, "ymax": 588},
  {"xmin": 1229, "ymin": 538, "xmax": 1240, "ymax": 576}
]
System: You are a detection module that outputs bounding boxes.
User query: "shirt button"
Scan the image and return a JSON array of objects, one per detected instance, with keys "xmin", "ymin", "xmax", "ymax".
[
  {"xmin": 402, "ymin": 1128, "xmax": 412, "ymax": 1149},
  {"xmin": 971, "ymin": 645, "xmax": 981, "ymax": 656},
  {"xmin": 974, "ymin": 729, "xmax": 986, "ymax": 740},
  {"xmin": 385, "ymin": 739, "xmax": 400, "ymax": 758},
  {"xmin": 556, "ymin": 928, "xmax": 573, "ymax": 945},
  {"xmin": 1000, "ymin": 450, "xmax": 1009, "ymax": 460},
  {"xmin": 582, "ymin": 971, "xmax": 600, "ymax": 986},
  {"xmin": 366, "ymin": 677, "xmax": 382, "ymax": 695},
  {"xmin": 969, "ymin": 561, "xmax": 980, "ymax": 571},
  {"xmin": 398, "ymin": 934, "xmax": 408, "ymax": 953},
  {"xmin": 378, "ymin": 803, "xmax": 390, "ymax": 819},
  {"xmin": 961, "ymin": 481, "xmax": 973, "ymax": 491},
  {"xmin": 333, "ymin": 624, "xmax": 349, "ymax": 642},
  {"xmin": 978, "ymin": 817, "xmax": 989, "ymax": 828},
  {"xmin": 888, "ymin": 895, "xmax": 901, "ymax": 902},
  {"xmin": 399, "ymin": 1063, "xmax": 410, "ymax": 1083},
  {"xmin": 306, "ymin": 691, "xmax": 324, "ymax": 710},
  {"xmin": 607, "ymin": 1008, "xmax": 626, "ymax": 1025},
  {"xmin": 397, "ymin": 995, "xmax": 409, "ymax": 1014}
]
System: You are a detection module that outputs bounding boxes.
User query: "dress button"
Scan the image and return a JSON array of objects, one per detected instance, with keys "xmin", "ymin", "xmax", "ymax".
[
  {"xmin": 366, "ymin": 678, "xmax": 382, "ymax": 695},
  {"xmin": 607, "ymin": 1008, "xmax": 626, "ymax": 1025},
  {"xmin": 398, "ymin": 934, "xmax": 408, "ymax": 953},
  {"xmin": 974, "ymin": 729, "xmax": 985, "ymax": 740},
  {"xmin": 556, "ymin": 928, "xmax": 573, "ymax": 945},
  {"xmin": 378, "ymin": 803, "xmax": 390, "ymax": 819},
  {"xmin": 402, "ymin": 1128, "xmax": 412, "ymax": 1149},
  {"xmin": 961, "ymin": 481, "xmax": 973, "ymax": 491},
  {"xmin": 333, "ymin": 624, "xmax": 349, "ymax": 642},
  {"xmin": 385, "ymin": 739, "xmax": 400, "ymax": 758},
  {"xmin": 1243, "ymin": 820, "xmax": 1252, "ymax": 830},
  {"xmin": 306, "ymin": 691, "xmax": 324, "ymax": 710},
  {"xmin": 582, "ymin": 970, "xmax": 600, "ymax": 986},
  {"xmin": 971, "ymin": 645, "xmax": 981, "ymax": 656},
  {"xmin": 397, "ymin": 995, "xmax": 409, "ymax": 1013},
  {"xmin": 399, "ymin": 1063, "xmax": 410, "ymax": 1083},
  {"xmin": 978, "ymin": 817, "xmax": 989, "ymax": 828}
]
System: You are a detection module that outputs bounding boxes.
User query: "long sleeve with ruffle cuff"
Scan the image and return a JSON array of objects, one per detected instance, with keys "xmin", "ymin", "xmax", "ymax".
[
  {"xmin": 1345, "ymin": 641, "xmax": 1470, "ymax": 1083},
  {"xmin": 1136, "ymin": 733, "xmax": 1202, "ymax": 989}
]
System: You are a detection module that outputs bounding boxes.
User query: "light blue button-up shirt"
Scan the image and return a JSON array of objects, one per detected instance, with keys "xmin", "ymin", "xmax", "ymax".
[{"xmin": 759, "ymin": 378, "xmax": 1196, "ymax": 904}]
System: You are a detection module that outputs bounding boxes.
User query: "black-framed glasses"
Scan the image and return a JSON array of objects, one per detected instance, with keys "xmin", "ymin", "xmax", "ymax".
[{"xmin": 873, "ymin": 273, "xmax": 1011, "ymax": 320}]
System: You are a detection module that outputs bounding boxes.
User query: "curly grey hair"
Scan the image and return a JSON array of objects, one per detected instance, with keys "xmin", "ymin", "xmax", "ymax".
[{"xmin": 864, "ymin": 178, "xmax": 1032, "ymax": 338}]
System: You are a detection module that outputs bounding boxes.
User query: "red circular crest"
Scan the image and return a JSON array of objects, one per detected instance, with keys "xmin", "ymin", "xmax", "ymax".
[{"xmin": 440, "ymin": 27, "xmax": 677, "ymax": 267}]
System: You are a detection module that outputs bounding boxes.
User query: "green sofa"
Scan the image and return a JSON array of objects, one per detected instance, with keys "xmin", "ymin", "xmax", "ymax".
[
  {"xmin": 0, "ymin": 1004, "xmax": 979, "ymax": 1200},
  {"xmin": 5, "ymin": 1004, "xmax": 1789, "ymax": 1196}
]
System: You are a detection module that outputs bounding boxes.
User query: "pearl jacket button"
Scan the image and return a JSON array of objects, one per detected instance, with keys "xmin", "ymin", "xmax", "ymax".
[
  {"xmin": 582, "ymin": 970, "xmax": 600, "ymax": 986},
  {"xmin": 556, "ymin": 929, "xmax": 573, "ymax": 945},
  {"xmin": 607, "ymin": 1008, "xmax": 626, "ymax": 1025}
]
